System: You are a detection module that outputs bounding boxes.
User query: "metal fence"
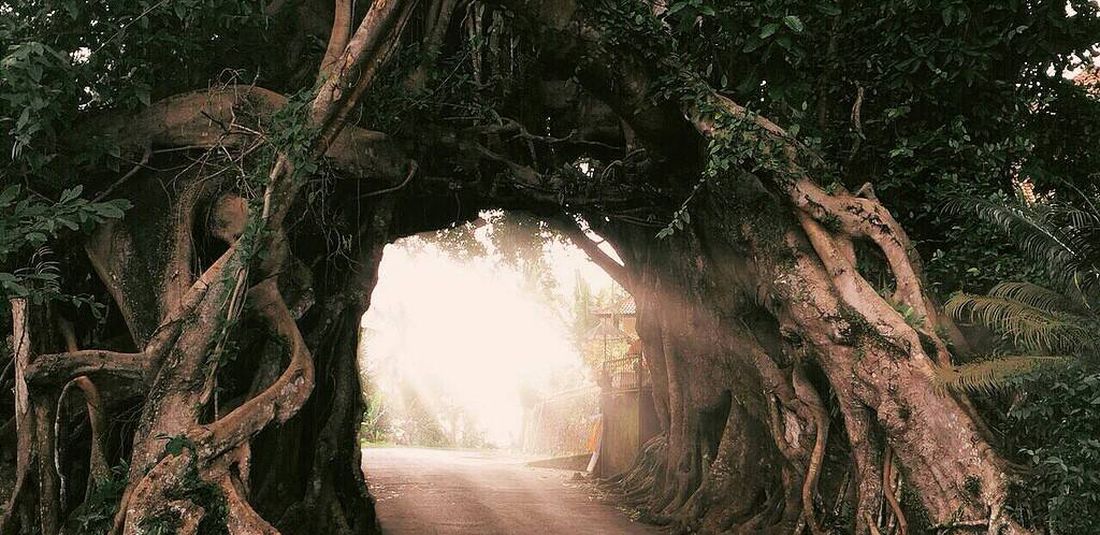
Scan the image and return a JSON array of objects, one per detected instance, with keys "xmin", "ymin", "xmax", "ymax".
[
  {"xmin": 601, "ymin": 355, "xmax": 648, "ymax": 391},
  {"xmin": 522, "ymin": 386, "xmax": 600, "ymax": 455}
]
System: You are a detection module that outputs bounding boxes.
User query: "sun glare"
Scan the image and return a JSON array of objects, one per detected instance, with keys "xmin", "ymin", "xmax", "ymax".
[{"xmin": 359, "ymin": 217, "xmax": 616, "ymax": 448}]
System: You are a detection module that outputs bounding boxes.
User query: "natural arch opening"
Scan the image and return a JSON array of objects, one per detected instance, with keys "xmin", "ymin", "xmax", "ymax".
[
  {"xmin": 358, "ymin": 211, "xmax": 624, "ymax": 452},
  {"xmin": 356, "ymin": 212, "xmax": 670, "ymax": 533}
]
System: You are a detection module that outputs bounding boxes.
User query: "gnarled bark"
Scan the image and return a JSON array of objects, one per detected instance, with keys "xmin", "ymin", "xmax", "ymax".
[{"xmin": 490, "ymin": 1, "xmax": 1034, "ymax": 533}]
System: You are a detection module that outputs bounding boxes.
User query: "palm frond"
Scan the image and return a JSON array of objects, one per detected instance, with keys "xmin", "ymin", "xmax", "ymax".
[
  {"xmin": 1057, "ymin": 205, "xmax": 1100, "ymax": 292},
  {"xmin": 932, "ymin": 356, "xmax": 1071, "ymax": 394},
  {"xmin": 952, "ymin": 197, "xmax": 1073, "ymax": 270},
  {"xmin": 948, "ymin": 196, "xmax": 1100, "ymax": 298},
  {"xmin": 985, "ymin": 282, "xmax": 1088, "ymax": 314},
  {"xmin": 940, "ymin": 186, "xmax": 1100, "ymax": 393},
  {"xmin": 945, "ymin": 293, "xmax": 1099, "ymax": 355}
]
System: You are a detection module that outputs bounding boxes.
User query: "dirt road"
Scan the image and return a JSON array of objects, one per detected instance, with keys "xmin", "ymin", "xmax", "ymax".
[{"xmin": 361, "ymin": 447, "xmax": 661, "ymax": 535}]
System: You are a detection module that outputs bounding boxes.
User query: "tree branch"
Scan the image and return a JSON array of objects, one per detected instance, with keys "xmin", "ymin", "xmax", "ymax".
[
  {"xmin": 551, "ymin": 218, "xmax": 634, "ymax": 290},
  {"xmin": 80, "ymin": 86, "xmax": 407, "ymax": 184},
  {"xmin": 310, "ymin": 0, "xmax": 420, "ymax": 137},
  {"xmin": 318, "ymin": 0, "xmax": 354, "ymax": 79},
  {"xmin": 24, "ymin": 350, "xmax": 146, "ymax": 388}
]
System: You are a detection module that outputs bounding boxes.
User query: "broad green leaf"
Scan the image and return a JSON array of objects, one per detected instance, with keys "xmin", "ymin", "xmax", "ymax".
[
  {"xmin": 59, "ymin": 185, "xmax": 83, "ymax": 203},
  {"xmin": 0, "ymin": 185, "xmax": 20, "ymax": 206},
  {"xmin": 783, "ymin": 15, "xmax": 804, "ymax": 33}
]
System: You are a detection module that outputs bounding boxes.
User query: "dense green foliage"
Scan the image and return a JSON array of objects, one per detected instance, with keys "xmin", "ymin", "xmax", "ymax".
[
  {"xmin": 0, "ymin": 0, "xmax": 277, "ymax": 178},
  {"xmin": 0, "ymin": 184, "xmax": 128, "ymax": 315},
  {"xmin": 943, "ymin": 187, "xmax": 1100, "ymax": 532},
  {"xmin": 1004, "ymin": 366, "xmax": 1100, "ymax": 534},
  {"xmin": 657, "ymin": 0, "xmax": 1100, "ymax": 291}
]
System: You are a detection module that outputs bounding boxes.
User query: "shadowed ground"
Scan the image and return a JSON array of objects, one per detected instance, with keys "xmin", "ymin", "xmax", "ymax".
[{"xmin": 361, "ymin": 447, "xmax": 660, "ymax": 535}]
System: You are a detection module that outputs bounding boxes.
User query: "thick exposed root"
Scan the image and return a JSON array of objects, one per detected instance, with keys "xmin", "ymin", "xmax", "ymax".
[
  {"xmin": 793, "ymin": 367, "xmax": 829, "ymax": 535},
  {"xmin": 882, "ymin": 447, "xmax": 908, "ymax": 535},
  {"xmin": 604, "ymin": 435, "xmax": 667, "ymax": 505},
  {"xmin": 222, "ymin": 475, "xmax": 279, "ymax": 535}
]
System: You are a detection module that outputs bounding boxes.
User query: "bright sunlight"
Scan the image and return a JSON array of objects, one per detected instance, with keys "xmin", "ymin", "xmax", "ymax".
[{"xmin": 359, "ymin": 213, "xmax": 618, "ymax": 448}]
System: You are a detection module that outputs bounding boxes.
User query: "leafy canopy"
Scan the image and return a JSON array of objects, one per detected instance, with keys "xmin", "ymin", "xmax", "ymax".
[{"xmin": 0, "ymin": 184, "xmax": 129, "ymax": 314}]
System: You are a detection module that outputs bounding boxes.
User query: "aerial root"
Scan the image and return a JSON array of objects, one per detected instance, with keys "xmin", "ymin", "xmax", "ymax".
[
  {"xmin": 57, "ymin": 319, "xmax": 110, "ymax": 487},
  {"xmin": 793, "ymin": 366, "xmax": 829, "ymax": 535},
  {"xmin": 107, "ymin": 281, "xmax": 314, "ymax": 534},
  {"xmin": 222, "ymin": 474, "xmax": 279, "ymax": 535},
  {"xmin": 882, "ymin": 447, "xmax": 909, "ymax": 535}
]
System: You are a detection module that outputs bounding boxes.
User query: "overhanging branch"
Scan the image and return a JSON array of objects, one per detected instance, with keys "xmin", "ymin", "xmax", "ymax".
[
  {"xmin": 81, "ymin": 86, "xmax": 407, "ymax": 184},
  {"xmin": 24, "ymin": 350, "xmax": 146, "ymax": 389},
  {"xmin": 550, "ymin": 217, "xmax": 634, "ymax": 290}
]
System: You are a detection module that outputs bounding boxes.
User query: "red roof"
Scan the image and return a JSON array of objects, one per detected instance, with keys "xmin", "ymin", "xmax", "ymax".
[{"xmin": 594, "ymin": 296, "xmax": 636, "ymax": 316}]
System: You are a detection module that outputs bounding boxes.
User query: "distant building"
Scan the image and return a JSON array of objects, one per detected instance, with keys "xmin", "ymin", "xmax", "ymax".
[
  {"xmin": 593, "ymin": 297, "xmax": 637, "ymax": 339},
  {"xmin": 522, "ymin": 294, "xmax": 659, "ymax": 477},
  {"xmin": 585, "ymin": 296, "xmax": 644, "ymax": 389},
  {"xmin": 586, "ymin": 296, "xmax": 660, "ymax": 478}
]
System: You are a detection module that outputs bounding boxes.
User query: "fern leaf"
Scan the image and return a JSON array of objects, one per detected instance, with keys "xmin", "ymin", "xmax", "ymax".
[
  {"xmin": 932, "ymin": 356, "xmax": 1071, "ymax": 394},
  {"xmin": 949, "ymin": 196, "xmax": 1099, "ymax": 296},
  {"xmin": 945, "ymin": 293, "xmax": 1099, "ymax": 354},
  {"xmin": 985, "ymin": 282, "xmax": 1088, "ymax": 314}
]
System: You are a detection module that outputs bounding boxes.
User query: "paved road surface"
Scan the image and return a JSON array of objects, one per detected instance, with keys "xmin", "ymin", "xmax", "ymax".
[{"xmin": 361, "ymin": 447, "xmax": 661, "ymax": 535}]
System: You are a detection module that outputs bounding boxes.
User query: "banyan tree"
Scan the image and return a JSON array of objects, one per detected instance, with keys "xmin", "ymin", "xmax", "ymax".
[{"xmin": 2, "ymin": 0, "xmax": 1098, "ymax": 533}]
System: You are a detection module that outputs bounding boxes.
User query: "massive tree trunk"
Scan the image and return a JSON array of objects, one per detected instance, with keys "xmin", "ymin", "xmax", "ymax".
[
  {"xmin": 2, "ymin": 1, "xmax": 414, "ymax": 533},
  {"xmin": 509, "ymin": 1, "xmax": 1030, "ymax": 533},
  {"xmin": 255, "ymin": 201, "xmax": 395, "ymax": 535},
  {"xmin": 598, "ymin": 177, "xmax": 1022, "ymax": 533}
]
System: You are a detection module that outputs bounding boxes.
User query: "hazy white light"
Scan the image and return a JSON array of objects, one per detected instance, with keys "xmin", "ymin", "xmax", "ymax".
[{"xmin": 360, "ymin": 229, "xmax": 616, "ymax": 447}]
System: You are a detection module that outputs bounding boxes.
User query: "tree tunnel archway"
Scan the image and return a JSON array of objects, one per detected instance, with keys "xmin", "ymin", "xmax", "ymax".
[
  {"xmin": 4, "ymin": 0, "xmax": 1081, "ymax": 534},
  {"xmin": 7, "ymin": 147, "xmax": 1010, "ymax": 534}
]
